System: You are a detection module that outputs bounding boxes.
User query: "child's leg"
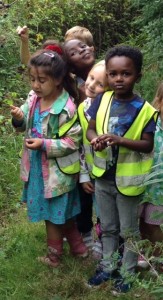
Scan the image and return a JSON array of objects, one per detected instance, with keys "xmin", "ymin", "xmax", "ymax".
[
  {"xmin": 87, "ymin": 179, "xmax": 120, "ymax": 287},
  {"xmin": 76, "ymin": 182, "xmax": 94, "ymax": 249},
  {"xmin": 117, "ymin": 194, "xmax": 141, "ymax": 274},
  {"xmin": 38, "ymin": 220, "xmax": 63, "ymax": 267},
  {"xmin": 63, "ymin": 218, "xmax": 88, "ymax": 257},
  {"xmin": 95, "ymin": 179, "xmax": 120, "ymax": 272}
]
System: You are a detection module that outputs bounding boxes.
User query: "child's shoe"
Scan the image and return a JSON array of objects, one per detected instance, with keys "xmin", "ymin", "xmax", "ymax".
[
  {"xmin": 87, "ymin": 269, "xmax": 119, "ymax": 287},
  {"xmin": 65, "ymin": 224, "xmax": 88, "ymax": 258},
  {"xmin": 38, "ymin": 239, "xmax": 63, "ymax": 268},
  {"xmin": 82, "ymin": 230, "xmax": 94, "ymax": 251},
  {"xmin": 92, "ymin": 238, "xmax": 103, "ymax": 260},
  {"xmin": 113, "ymin": 276, "xmax": 132, "ymax": 293}
]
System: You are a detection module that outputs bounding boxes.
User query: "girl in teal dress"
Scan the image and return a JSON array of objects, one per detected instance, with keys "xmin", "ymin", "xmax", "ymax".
[{"xmin": 11, "ymin": 46, "xmax": 88, "ymax": 267}]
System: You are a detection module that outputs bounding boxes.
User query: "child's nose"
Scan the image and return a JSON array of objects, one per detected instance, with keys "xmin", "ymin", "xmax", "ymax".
[
  {"xmin": 79, "ymin": 47, "xmax": 85, "ymax": 54},
  {"xmin": 33, "ymin": 81, "xmax": 40, "ymax": 89},
  {"xmin": 89, "ymin": 80, "xmax": 95, "ymax": 88},
  {"xmin": 116, "ymin": 74, "xmax": 123, "ymax": 81}
]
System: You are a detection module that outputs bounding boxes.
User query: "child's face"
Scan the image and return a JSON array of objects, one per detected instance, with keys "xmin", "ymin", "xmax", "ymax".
[
  {"xmin": 85, "ymin": 65, "xmax": 108, "ymax": 99},
  {"xmin": 64, "ymin": 39, "xmax": 95, "ymax": 70},
  {"xmin": 106, "ymin": 56, "xmax": 140, "ymax": 99},
  {"xmin": 29, "ymin": 66, "xmax": 61, "ymax": 100}
]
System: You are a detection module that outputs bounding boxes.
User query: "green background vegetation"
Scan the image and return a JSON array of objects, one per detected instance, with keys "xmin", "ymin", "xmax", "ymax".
[{"xmin": 0, "ymin": 0, "xmax": 163, "ymax": 299}]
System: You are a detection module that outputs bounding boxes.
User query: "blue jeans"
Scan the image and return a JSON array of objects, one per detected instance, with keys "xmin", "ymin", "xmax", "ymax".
[{"xmin": 95, "ymin": 178, "xmax": 140, "ymax": 274}]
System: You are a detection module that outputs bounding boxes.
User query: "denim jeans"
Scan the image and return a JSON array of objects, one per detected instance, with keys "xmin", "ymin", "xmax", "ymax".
[{"xmin": 95, "ymin": 178, "xmax": 141, "ymax": 274}]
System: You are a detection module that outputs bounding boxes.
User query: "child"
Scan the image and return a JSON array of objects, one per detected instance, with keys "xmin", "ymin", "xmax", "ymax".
[
  {"xmin": 64, "ymin": 25, "xmax": 94, "ymax": 47},
  {"xmin": 64, "ymin": 38, "xmax": 95, "ymax": 103},
  {"xmin": 16, "ymin": 25, "xmax": 94, "ymax": 65},
  {"xmin": 64, "ymin": 38, "xmax": 97, "ymax": 249},
  {"xmin": 10, "ymin": 48, "xmax": 88, "ymax": 267},
  {"xmin": 17, "ymin": 26, "xmax": 96, "ymax": 249},
  {"xmin": 78, "ymin": 61, "xmax": 109, "ymax": 257},
  {"xmin": 86, "ymin": 45, "xmax": 158, "ymax": 292},
  {"xmin": 139, "ymin": 81, "xmax": 163, "ymax": 272}
]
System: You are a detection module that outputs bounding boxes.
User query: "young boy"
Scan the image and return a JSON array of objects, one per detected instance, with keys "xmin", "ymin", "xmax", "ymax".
[{"xmin": 86, "ymin": 45, "xmax": 158, "ymax": 292}]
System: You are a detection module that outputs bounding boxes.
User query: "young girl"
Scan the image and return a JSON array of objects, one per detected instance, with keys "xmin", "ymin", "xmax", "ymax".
[
  {"xmin": 78, "ymin": 61, "xmax": 109, "ymax": 258},
  {"xmin": 139, "ymin": 81, "xmax": 163, "ymax": 272},
  {"xmin": 64, "ymin": 38, "xmax": 95, "ymax": 104},
  {"xmin": 10, "ymin": 48, "xmax": 88, "ymax": 267},
  {"xmin": 63, "ymin": 38, "xmax": 97, "ymax": 249},
  {"xmin": 86, "ymin": 45, "xmax": 158, "ymax": 292}
]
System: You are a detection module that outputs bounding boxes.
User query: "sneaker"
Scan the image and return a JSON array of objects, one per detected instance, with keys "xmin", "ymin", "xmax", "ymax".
[
  {"xmin": 92, "ymin": 239, "xmax": 103, "ymax": 260},
  {"xmin": 137, "ymin": 254, "xmax": 148, "ymax": 269},
  {"xmin": 82, "ymin": 231, "xmax": 94, "ymax": 250},
  {"xmin": 113, "ymin": 277, "xmax": 132, "ymax": 293},
  {"xmin": 87, "ymin": 269, "xmax": 119, "ymax": 287}
]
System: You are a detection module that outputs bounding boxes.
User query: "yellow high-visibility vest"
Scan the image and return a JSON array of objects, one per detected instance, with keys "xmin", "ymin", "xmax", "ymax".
[
  {"xmin": 55, "ymin": 112, "xmax": 80, "ymax": 174},
  {"xmin": 93, "ymin": 91, "xmax": 158, "ymax": 196}
]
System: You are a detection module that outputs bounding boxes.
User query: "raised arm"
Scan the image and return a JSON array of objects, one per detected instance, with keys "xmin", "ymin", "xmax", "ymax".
[{"xmin": 16, "ymin": 26, "xmax": 31, "ymax": 65}]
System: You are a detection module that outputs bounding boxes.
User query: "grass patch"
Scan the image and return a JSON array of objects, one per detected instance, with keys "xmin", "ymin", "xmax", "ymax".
[{"xmin": 0, "ymin": 207, "xmax": 157, "ymax": 300}]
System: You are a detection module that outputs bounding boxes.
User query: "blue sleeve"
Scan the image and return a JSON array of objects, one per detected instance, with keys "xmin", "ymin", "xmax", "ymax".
[
  {"xmin": 143, "ymin": 117, "xmax": 157, "ymax": 133},
  {"xmin": 86, "ymin": 94, "xmax": 103, "ymax": 120}
]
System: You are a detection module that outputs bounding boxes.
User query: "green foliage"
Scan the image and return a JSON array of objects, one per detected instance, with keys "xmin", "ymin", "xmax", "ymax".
[
  {"xmin": 130, "ymin": 0, "xmax": 163, "ymax": 101},
  {"xmin": 0, "ymin": 105, "xmax": 22, "ymax": 212}
]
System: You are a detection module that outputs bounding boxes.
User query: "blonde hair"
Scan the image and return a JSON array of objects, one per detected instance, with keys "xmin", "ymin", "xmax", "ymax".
[
  {"xmin": 89, "ymin": 60, "xmax": 110, "ymax": 91},
  {"xmin": 64, "ymin": 26, "xmax": 93, "ymax": 47},
  {"xmin": 152, "ymin": 81, "xmax": 163, "ymax": 111}
]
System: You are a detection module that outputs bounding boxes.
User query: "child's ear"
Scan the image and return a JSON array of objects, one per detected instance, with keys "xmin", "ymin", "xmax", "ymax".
[
  {"xmin": 90, "ymin": 46, "xmax": 94, "ymax": 52},
  {"xmin": 136, "ymin": 72, "xmax": 142, "ymax": 83}
]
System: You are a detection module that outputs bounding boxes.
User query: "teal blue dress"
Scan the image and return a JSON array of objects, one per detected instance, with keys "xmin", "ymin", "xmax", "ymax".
[{"xmin": 22, "ymin": 100, "xmax": 80, "ymax": 224}]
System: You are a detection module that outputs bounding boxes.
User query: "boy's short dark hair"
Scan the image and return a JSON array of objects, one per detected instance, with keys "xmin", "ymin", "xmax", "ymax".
[{"xmin": 105, "ymin": 45, "xmax": 143, "ymax": 73}]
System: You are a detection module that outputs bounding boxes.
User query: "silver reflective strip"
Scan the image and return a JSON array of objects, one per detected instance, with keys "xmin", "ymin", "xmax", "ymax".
[
  {"xmin": 118, "ymin": 151, "xmax": 153, "ymax": 163},
  {"xmin": 94, "ymin": 155, "xmax": 107, "ymax": 169},
  {"xmin": 116, "ymin": 174, "xmax": 146, "ymax": 187},
  {"xmin": 57, "ymin": 151, "xmax": 79, "ymax": 167},
  {"xmin": 84, "ymin": 144, "xmax": 92, "ymax": 154}
]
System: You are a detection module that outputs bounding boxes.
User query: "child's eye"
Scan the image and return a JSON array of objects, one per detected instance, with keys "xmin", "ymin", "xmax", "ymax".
[
  {"xmin": 108, "ymin": 72, "xmax": 115, "ymax": 77},
  {"xmin": 123, "ymin": 72, "xmax": 130, "ymax": 76},
  {"xmin": 98, "ymin": 83, "xmax": 104, "ymax": 88},
  {"xmin": 70, "ymin": 51, "xmax": 77, "ymax": 56},
  {"xmin": 81, "ymin": 44, "xmax": 87, "ymax": 48}
]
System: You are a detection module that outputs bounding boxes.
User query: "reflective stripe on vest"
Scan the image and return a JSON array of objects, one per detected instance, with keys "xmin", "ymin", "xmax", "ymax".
[
  {"xmin": 78, "ymin": 102, "xmax": 94, "ymax": 178},
  {"xmin": 93, "ymin": 91, "xmax": 158, "ymax": 196},
  {"xmin": 56, "ymin": 112, "xmax": 80, "ymax": 174}
]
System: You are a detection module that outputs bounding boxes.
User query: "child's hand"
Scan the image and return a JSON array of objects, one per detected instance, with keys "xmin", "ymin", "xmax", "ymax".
[
  {"xmin": 81, "ymin": 181, "xmax": 95, "ymax": 194},
  {"xmin": 25, "ymin": 138, "xmax": 42, "ymax": 150},
  {"xmin": 90, "ymin": 137, "xmax": 106, "ymax": 151},
  {"xmin": 97, "ymin": 133, "xmax": 122, "ymax": 147},
  {"xmin": 10, "ymin": 105, "xmax": 24, "ymax": 121},
  {"xmin": 16, "ymin": 25, "xmax": 29, "ymax": 42}
]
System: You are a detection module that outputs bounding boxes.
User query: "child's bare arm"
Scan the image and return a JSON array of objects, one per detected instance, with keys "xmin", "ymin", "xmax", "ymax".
[
  {"xmin": 16, "ymin": 26, "xmax": 31, "ymax": 65},
  {"xmin": 97, "ymin": 132, "xmax": 154, "ymax": 153},
  {"xmin": 86, "ymin": 119, "xmax": 98, "ymax": 142}
]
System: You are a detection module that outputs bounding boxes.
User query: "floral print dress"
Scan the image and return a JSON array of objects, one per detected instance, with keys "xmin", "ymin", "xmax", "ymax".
[{"xmin": 22, "ymin": 100, "xmax": 80, "ymax": 224}]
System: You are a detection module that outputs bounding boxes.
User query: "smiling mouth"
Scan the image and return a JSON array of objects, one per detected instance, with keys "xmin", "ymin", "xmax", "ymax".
[{"xmin": 82, "ymin": 52, "xmax": 91, "ymax": 59}]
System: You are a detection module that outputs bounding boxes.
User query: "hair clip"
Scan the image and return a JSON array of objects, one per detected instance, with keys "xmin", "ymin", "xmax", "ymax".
[
  {"xmin": 43, "ymin": 52, "xmax": 55, "ymax": 58},
  {"xmin": 45, "ymin": 45, "xmax": 63, "ymax": 55}
]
